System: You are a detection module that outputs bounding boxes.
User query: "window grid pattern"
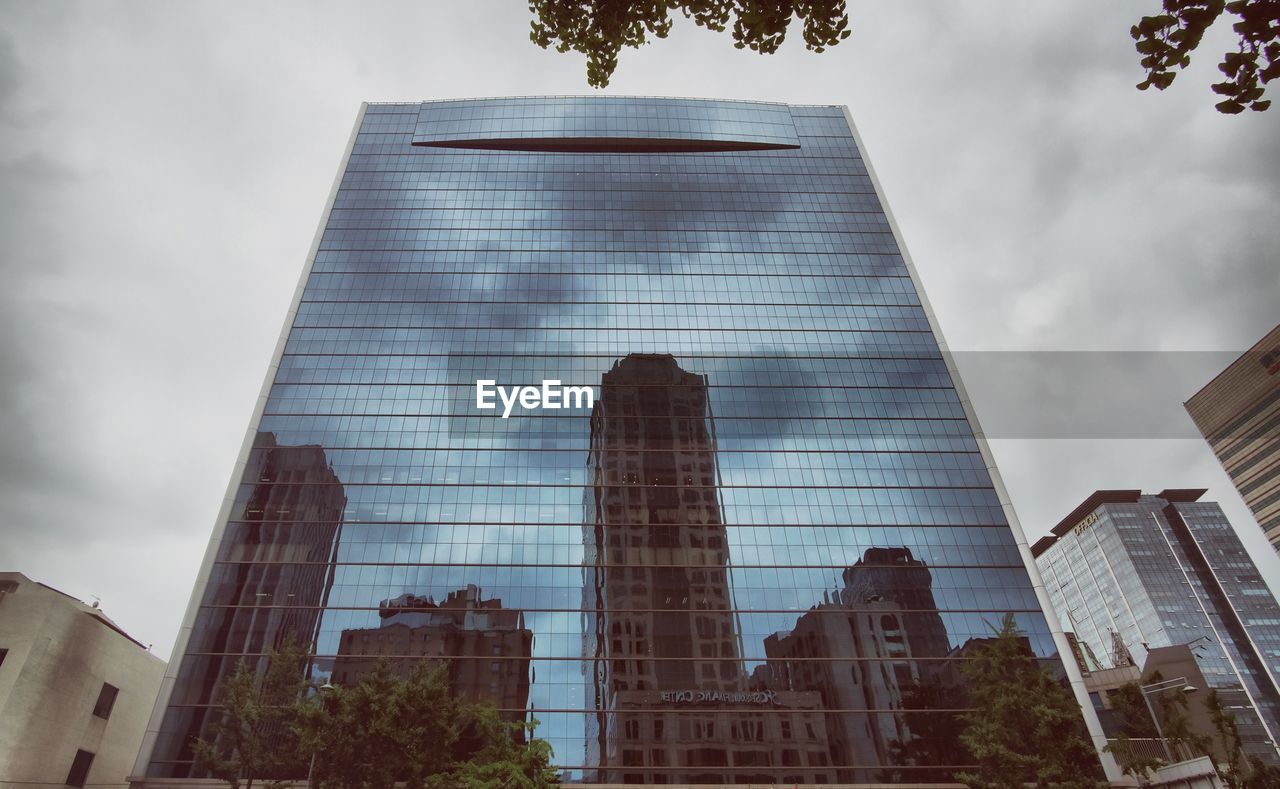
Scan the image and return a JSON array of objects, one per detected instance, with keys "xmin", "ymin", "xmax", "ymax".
[{"xmin": 149, "ymin": 99, "xmax": 1070, "ymax": 784}]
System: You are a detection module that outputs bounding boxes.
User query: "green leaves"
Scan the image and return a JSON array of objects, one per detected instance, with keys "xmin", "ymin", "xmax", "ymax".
[
  {"xmin": 298, "ymin": 659, "xmax": 558, "ymax": 789},
  {"xmin": 526, "ymin": 0, "xmax": 853, "ymax": 87},
  {"xmin": 1103, "ymin": 674, "xmax": 1213, "ymax": 780},
  {"xmin": 530, "ymin": 0, "xmax": 1276, "ymax": 109},
  {"xmin": 954, "ymin": 613, "xmax": 1106, "ymax": 789},
  {"xmin": 196, "ymin": 643, "xmax": 557, "ymax": 789},
  {"xmin": 193, "ymin": 637, "xmax": 312, "ymax": 789},
  {"xmin": 1131, "ymin": 0, "xmax": 1277, "ymax": 113}
]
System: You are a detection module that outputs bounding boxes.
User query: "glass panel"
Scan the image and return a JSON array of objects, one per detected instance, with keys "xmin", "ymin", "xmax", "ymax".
[{"xmin": 149, "ymin": 99, "xmax": 1073, "ymax": 784}]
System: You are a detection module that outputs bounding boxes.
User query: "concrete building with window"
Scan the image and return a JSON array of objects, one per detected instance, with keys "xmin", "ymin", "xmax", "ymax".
[
  {"xmin": 1033, "ymin": 490, "xmax": 1280, "ymax": 765},
  {"xmin": 0, "ymin": 572, "xmax": 166, "ymax": 789}
]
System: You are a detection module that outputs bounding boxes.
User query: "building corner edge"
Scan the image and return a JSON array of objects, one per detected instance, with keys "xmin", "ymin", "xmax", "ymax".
[
  {"xmin": 128, "ymin": 102, "xmax": 371, "ymax": 784},
  {"xmin": 837, "ymin": 105, "xmax": 1122, "ymax": 783}
]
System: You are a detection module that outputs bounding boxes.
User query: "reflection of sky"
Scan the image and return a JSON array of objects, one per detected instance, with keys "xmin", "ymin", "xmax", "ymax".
[{"xmin": 412, "ymin": 97, "xmax": 800, "ymax": 146}]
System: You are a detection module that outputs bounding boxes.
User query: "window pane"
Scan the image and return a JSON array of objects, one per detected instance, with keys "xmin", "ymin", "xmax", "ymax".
[
  {"xmin": 92, "ymin": 683, "xmax": 119, "ymax": 719},
  {"xmin": 66, "ymin": 749, "xmax": 94, "ymax": 788}
]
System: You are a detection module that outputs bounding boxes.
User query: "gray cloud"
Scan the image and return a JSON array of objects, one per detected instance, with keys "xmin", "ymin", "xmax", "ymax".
[
  {"xmin": 0, "ymin": 1, "xmax": 1277, "ymax": 659},
  {"xmin": 0, "ymin": 26, "xmax": 105, "ymax": 561}
]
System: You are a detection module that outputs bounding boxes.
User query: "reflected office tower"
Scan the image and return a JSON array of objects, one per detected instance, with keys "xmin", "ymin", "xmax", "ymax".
[
  {"xmin": 841, "ymin": 548, "xmax": 951, "ymax": 660},
  {"xmin": 136, "ymin": 97, "xmax": 1110, "ymax": 786},
  {"xmin": 583, "ymin": 354, "xmax": 741, "ymax": 691},
  {"xmin": 333, "ymin": 585, "xmax": 532, "ymax": 725},
  {"xmin": 760, "ymin": 548, "xmax": 949, "ymax": 779},
  {"xmin": 154, "ymin": 432, "xmax": 345, "ymax": 768},
  {"xmin": 584, "ymin": 354, "xmax": 833, "ymax": 784},
  {"xmin": 584, "ymin": 355, "xmax": 730, "ymax": 778}
]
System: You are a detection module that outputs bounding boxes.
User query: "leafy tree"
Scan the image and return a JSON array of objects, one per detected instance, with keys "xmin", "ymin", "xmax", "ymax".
[
  {"xmin": 298, "ymin": 660, "xmax": 457, "ymax": 789},
  {"xmin": 443, "ymin": 705, "xmax": 560, "ymax": 789},
  {"xmin": 1131, "ymin": 0, "xmax": 1279, "ymax": 113},
  {"xmin": 1103, "ymin": 736, "xmax": 1165, "ymax": 787},
  {"xmin": 528, "ymin": 0, "xmax": 851, "ymax": 87},
  {"xmin": 1102, "ymin": 675, "xmax": 1210, "ymax": 784},
  {"xmin": 525, "ymin": 0, "xmax": 1278, "ymax": 115},
  {"xmin": 880, "ymin": 678, "xmax": 973, "ymax": 783},
  {"xmin": 1106, "ymin": 681, "xmax": 1160, "ymax": 739},
  {"xmin": 1244, "ymin": 758, "xmax": 1280, "ymax": 789},
  {"xmin": 1208, "ymin": 689, "xmax": 1249, "ymax": 787},
  {"xmin": 954, "ymin": 613, "xmax": 1106, "ymax": 789},
  {"xmin": 298, "ymin": 658, "xmax": 558, "ymax": 789},
  {"xmin": 1205, "ymin": 690, "xmax": 1280, "ymax": 789},
  {"xmin": 1101, "ymin": 682, "xmax": 1161, "ymax": 782},
  {"xmin": 193, "ymin": 638, "xmax": 311, "ymax": 789},
  {"xmin": 1149, "ymin": 676, "xmax": 1211, "ymax": 760}
]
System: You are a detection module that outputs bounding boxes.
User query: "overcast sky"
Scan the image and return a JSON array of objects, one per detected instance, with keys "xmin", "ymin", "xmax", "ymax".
[{"xmin": 1, "ymin": 1, "xmax": 1277, "ymax": 660}]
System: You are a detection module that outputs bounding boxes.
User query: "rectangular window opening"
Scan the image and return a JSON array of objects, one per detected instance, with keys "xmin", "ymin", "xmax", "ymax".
[
  {"xmin": 92, "ymin": 683, "xmax": 119, "ymax": 720},
  {"xmin": 66, "ymin": 749, "xmax": 94, "ymax": 788}
]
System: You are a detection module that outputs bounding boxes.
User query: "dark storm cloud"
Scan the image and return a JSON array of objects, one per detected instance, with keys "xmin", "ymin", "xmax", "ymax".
[
  {"xmin": 845, "ymin": 3, "xmax": 1280, "ymax": 352},
  {"xmin": 810, "ymin": 5, "xmax": 1277, "ymax": 578},
  {"xmin": 1, "ymin": 1, "xmax": 1277, "ymax": 660},
  {"xmin": 0, "ymin": 28, "xmax": 100, "ymax": 542},
  {"xmin": 701, "ymin": 349, "xmax": 838, "ymax": 446}
]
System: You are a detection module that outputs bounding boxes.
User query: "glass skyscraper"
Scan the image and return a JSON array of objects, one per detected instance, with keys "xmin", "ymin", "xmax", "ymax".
[
  {"xmin": 1034, "ymin": 489, "xmax": 1280, "ymax": 765},
  {"xmin": 134, "ymin": 97, "xmax": 1107, "ymax": 784}
]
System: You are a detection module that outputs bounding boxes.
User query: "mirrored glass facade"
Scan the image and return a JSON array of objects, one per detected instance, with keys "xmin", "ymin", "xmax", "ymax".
[{"xmin": 143, "ymin": 97, "xmax": 1092, "ymax": 784}]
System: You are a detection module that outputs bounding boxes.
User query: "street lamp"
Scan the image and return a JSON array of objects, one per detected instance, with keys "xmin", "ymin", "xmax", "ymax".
[
  {"xmin": 307, "ymin": 682, "xmax": 335, "ymax": 789},
  {"xmin": 1140, "ymin": 676, "xmax": 1196, "ymax": 762}
]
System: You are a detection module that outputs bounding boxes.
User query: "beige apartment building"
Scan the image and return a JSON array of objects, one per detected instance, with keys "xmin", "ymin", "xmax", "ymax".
[{"xmin": 0, "ymin": 572, "xmax": 165, "ymax": 789}]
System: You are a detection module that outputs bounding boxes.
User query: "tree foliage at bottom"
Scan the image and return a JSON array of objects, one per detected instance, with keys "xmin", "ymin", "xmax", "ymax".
[
  {"xmin": 297, "ymin": 659, "xmax": 558, "ymax": 789},
  {"xmin": 193, "ymin": 637, "xmax": 312, "ymax": 789},
  {"xmin": 195, "ymin": 642, "xmax": 557, "ymax": 789},
  {"xmin": 955, "ymin": 613, "xmax": 1106, "ymax": 789},
  {"xmin": 1205, "ymin": 689, "xmax": 1280, "ymax": 789}
]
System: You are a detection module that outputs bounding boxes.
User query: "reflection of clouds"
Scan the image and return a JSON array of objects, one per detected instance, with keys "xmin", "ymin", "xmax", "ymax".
[
  {"xmin": 698, "ymin": 350, "xmax": 954, "ymax": 446},
  {"xmin": 221, "ymin": 102, "xmax": 1075, "ymax": 780},
  {"xmin": 701, "ymin": 351, "xmax": 825, "ymax": 451},
  {"xmin": 436, "ymin": 239, "xmax": 587, "ymax": 340},
  {"xmin": 413, "ymin": 97, "xmax": 800, "ymax": 149},
  {"xmin": 313, "ymin": 273, "xmax": 931, "ymax": 316},
  {"xmin": 725, "ymin": 524, "xmax": 1022, "ymax": 567}
]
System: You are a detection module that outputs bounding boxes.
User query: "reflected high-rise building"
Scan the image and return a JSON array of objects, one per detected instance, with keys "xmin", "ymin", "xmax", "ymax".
[
  {"xmin": 334, "ymin": 585, "xmax": 532, "ymax": 724},
  {"xmin": 583, "ymin": 354, "xmax": 831, "ymax": 783},
  {"xmin": 583, "ymin": 354, "xmax": 742, "ymax": 698},
  {"xmin": 840, "ymin": 548, "xmax": 951, "ymax": 661},
  {"xmin": 758, "ymin": 548, "xmax": 950, "ymax": 779},
  {"xmin": 135, "ymin": 97, "xmax": 1112, "ymax": 786},
  {"xmin": 150, "ymin": 432, "xmax": 346, "ymax": 770}
]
